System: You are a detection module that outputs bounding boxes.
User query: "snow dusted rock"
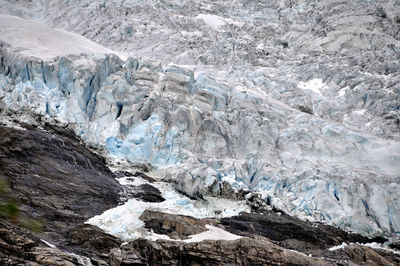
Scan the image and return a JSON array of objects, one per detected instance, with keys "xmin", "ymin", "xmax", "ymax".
[{"xmin": 0, "ymin": 0, "xmax": 400, "ymax": 242}]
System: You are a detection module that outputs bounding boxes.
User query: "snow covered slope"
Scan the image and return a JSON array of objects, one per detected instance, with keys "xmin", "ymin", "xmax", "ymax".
[
  {"xmin": 0, "ymin": 15, "xmax": 122, "ymax": 60},
  {"xmin": 1, "ymin": 1, "xmax": 400, "ymax": 241}
]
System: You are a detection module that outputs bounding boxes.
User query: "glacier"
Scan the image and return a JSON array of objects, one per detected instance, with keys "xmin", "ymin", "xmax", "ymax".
[{"xmin": 1, "ymin": 0, "xmax": 400, "ymax": 242}]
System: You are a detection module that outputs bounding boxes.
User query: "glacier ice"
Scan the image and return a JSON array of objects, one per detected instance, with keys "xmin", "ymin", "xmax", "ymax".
[
  {"xmin": 1, "ymin": 0, "xmax": 400, "ymax": 242},
  {"xmin": 87, "ymin": 172, "xmax": 250, "ymax": 240}
]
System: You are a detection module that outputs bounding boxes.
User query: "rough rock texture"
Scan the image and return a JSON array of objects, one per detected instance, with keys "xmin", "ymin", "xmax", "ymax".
[
  {"xmin": 0, "ymin": 123, "xmax": 122, "ymax": 245},
  {"xmin": 66, "ymin": 224, "xmax": 122, "ymax": 265},
  {"xmin": 115, "ymin": 237, "xmax": 332, "ymax": 266},
  {"xmin": 2, "ymin": 216, "xmax": 398, "ymax": 266},
  {"xmin": 342, "ymin": 244, "xmax": 400, "ymax": 266},
  {"xmin": 125, "ymin": 184, "xmax": 165, "ymax": 203},
  {"xmin": 133, "ymin": 209, "xmax": 400, "ymax": 265},
  {"xmin": 115, "ymin": 171, "xmax": 157, "ymax": 183},
  {"xmin": 0, "ymin": 220, "xmax": 90, "ymax": 265},
  {"xmin": 220, "ymin": 210, "xmax": 386, "ymax": 254},
  {"xmin": 139, "ymin": 210, "xmax": 208, "ymax": 239}
]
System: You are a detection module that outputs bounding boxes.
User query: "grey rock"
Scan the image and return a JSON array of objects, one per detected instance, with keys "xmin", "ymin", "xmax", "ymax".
[
  {"xmin": 125, "ymin": 184, "xmax": 165, "ymax": 203},
  {"xmin": 0, "ymin": 220, "xmax": 88, "ymax": 266},
  {"xmin": 119, "ymin": 237, "xmax": 332, "ymax": 266},
  {"xmin": 139, "ymin": 210, "xmax": 208, "ymax": 239},
  {"xmin": 342, "ymin": 244, "xmax": 400, "ymax": 266},
  {"xmin": 219, "ymin": 209, "xmax": 388, "ymax": 258},
  {"xmin": 0, "ymin": 124, "xmax": 122, "ymax": 245}
]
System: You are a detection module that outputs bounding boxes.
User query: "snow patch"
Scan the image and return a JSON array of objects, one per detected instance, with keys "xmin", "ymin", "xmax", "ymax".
[
  {"xmin": 328, "ymin": 242, "xmax": 348, "ymax": 251},
  {"xmin": 196, "ymin": 14, "xmax": 227, "ymax": 30},
  {"xmin": 337, "ymin": 86, "xmax": 349, "ymax": 97},
  {"xmin": 183, "ymin": 225, "xmax": 241, "ymax": 243},
  {"xmin": 353, "ymin": 109, "xmax": 367, "ymax": 116},
  {"xmin": 297, "ymin": 79, "xmax": 327, "ymax": 97}
]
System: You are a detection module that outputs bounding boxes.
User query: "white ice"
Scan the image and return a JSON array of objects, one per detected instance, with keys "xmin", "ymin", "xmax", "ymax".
[
  {"xmin": 196, "ymin": 14, "xmax": 227, "ymax": 30},
  {"xmin": 297, "ymin": 78, "xmax": 327, "ymax": 97},
  {"xmin": 87, "ymin": 173, "xmax": 250, "ymax": 240}
]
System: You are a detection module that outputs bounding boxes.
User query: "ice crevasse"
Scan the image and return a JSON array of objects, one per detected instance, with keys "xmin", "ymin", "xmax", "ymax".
[{"xmin": 0, "ymin": 15, "xmax": 399, "ymax": 240}]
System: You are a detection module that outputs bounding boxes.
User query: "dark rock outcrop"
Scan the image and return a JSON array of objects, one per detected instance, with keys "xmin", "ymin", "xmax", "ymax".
[
  {"xmin": 135, "ymin": 210, "xmax": 400, "ymax": 265},
  {"xmin": 115, "ymin": 171, "xmax": 157, "ymax": 183},
  {"xmin": 114, "ymin": 237, "xmax": 332, "ymax": 266},
  {"xmin": 0, "ymin": 123, "xmax": 122, "ymax": 257},
  {"xmin": 125, "ymin": 184, "xmax": 165, "ymax": 203},
  {"xmin": 389, "ymin": 240, "xmax": 400, "ymax": 251},
  {"xmin": 220, "ymin": 210, "xmax": 386, "ymax": 255},
  {"xmin": 139, "ymin": 210, "xmax": 208, "ymax": 239}
]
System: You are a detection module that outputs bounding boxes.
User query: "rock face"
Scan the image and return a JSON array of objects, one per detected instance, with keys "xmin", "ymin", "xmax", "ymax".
[
  {"xmin": 125, "ymin": 184, "xmax": 165, "ymax": 203},
  {"xmin": 0, "ymin": 220, "xmax": 90, "ymax": 265},
  {"xmin": 342, "ymin": 244, "xmax": 400, "ymax": 266},
  {"xmin": 139, "ymin": 210, "xmax": 208, "ymax": 239},
  {"xmin": 0, "ymin": 123, "xmax": 122, "ymax": 246},
  {"xmin": 2, "ymin": 215, "xmax": 399, "ymax": 266},
  {"xmin": 115, "ymin": 237, "xmax": 331, "ymax": 266},
  {"xmin": 122, "ymin": 209, "xmax": 400, "ymax": 265},
  {"xmin": 66, "ymin": 224, "xmax": 122, "ymax": 265},
  {"xmin": 220, "ymin": 210, "xmax": 386, "ymax": 254}
]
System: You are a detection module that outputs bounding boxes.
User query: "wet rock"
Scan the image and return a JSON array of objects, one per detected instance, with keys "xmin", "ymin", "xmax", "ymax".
[
  {"xmin": 0, "ymin": 124, "xmax": 122, "ymax": 245},
  {"xmin": 139, "ymin": 210, "xmax": 208, "ymax": 239},
  {"xmin": 126, "ymin": 184, "xmax": 165, "ymax": 203}
]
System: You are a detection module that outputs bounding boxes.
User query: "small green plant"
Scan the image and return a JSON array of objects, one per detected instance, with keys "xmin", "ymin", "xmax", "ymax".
[
  {"xmin": 0, "ymin": 199, "xmax": 20, "ymax": 220},
  {"xmin": 0, "ymin": 177, "xmax": 43, "ymax": 232}
]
